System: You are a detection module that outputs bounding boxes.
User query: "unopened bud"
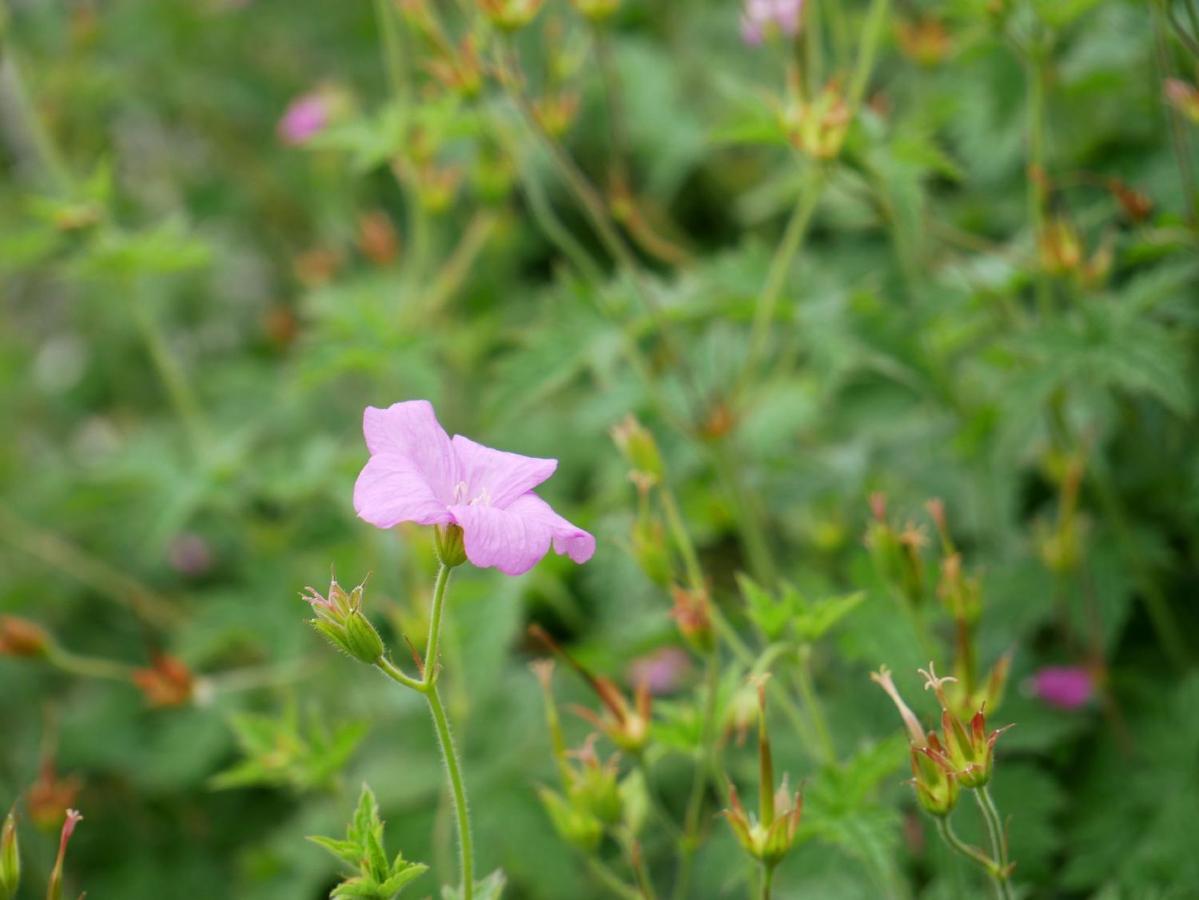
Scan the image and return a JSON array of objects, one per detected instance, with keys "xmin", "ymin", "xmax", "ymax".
[
  {"xmin": 0, "ymin": 616, "xmax": 52, "ymax": 658},
  {"xmin": 611, "ymin": 415, "xmax": 664, "ymax": 484},
  {"xmin": 572, "ymin": 0, "xmax": 620, "ymax": 23},
  {"xmin": 782, "ymin": 81, "xmax": 851, "ymax": 161},
  {"xmin": 631, "ymin": 516, "xmax": 672, "ymax": 586},
  {"xmin": 357, "ymin": 210, "xmax": 399, "ymax": 266},
  {"xmin": 303, "ymin": 577, "xmax": 386, "ymax": 665},
  {"xmin": 479, "ymin": 0, "xmax": 545, "ymax": 31},
  {"xmin": 670, "ymin": 585, "xmax": 714, "ymax": 653},
  {"xmin": 436, "ymin": 524, "xmax": 468, "ymax": 568},
  {"xmin": 133, "ymin": 653, "xmax": 195, "ymax": 707}
]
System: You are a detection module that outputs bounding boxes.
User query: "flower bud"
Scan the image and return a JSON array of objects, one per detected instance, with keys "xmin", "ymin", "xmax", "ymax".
[
  {"xmin": 572, "ymin": 0, "xmax": 620, "ymax": 23},
  {"xmin": 631, "ymin": 516, "xmax": 672, "ymax": 586},
  {"xmin": 669, "ymin": 585, "xmax": 714, "ymax": 653},
  {"xmin": 537, "ymin": 786, "xmax": 603, "ymax": 851},
  {"xmin": 566, "ymin": 737, "xmax": 624, "ymax": 826},
  {"xmin": 611, "ymin": 415, "xmax": 664, "ymax": 485},
  {"xmin": 911, "ymin": 738, "xmax": 958, "ymax": 816},
  {"xmin": 1165, "ymin": 78, "xmax": 1199, "ymax": 124},
  {"xmin": 782, "ymin": 81, "xmax": 851, "ymax": 161},
  {"xmin": 0, "ymin": 616, "xmax": 52, "ymax": 658},
  {"xmin": 920, "ymin": 662, "xmax": 1011, "ymax": 789},
  {"xmin": 133, "ymin": 653, "xmax": 195, "ymax": 707},
  {"xmin": 0, "ymin": 810, "xmax": 18, "ymax": 900},
  {"xmin": 1029, "ymin": 665, "xmax": 1094, "ymax": 710},
  {"xmin": 303, "ymin": 577, "xmax": 386, "ymax": 665},
  {"xmin": 722, "ymin": 679, "xmax": 803, "ymax": 866},
  {"xmin": 479, "ymin": 0, "xmax": 544, "ymax": 31},
  {"xmin": 436, "ymin": 524, "xmax": 468, "ymax": 569}
]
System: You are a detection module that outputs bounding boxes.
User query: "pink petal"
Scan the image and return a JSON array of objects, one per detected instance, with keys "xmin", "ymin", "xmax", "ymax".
[
  {"xmin": 505, "ymin": 493, "xmax": 596, "ymax": 564},
  {"xmin": 354, "ymin": 454, "xmax": 452, "ymax": 528},
  {"xmin": 449, "ymin": 503, "xmax": 554, "ymax": 576},
  {"xmin": 363, "ymin": 402, "xmax": 459, "ymax": 503},
  {"xmin": 450, "ymin": 435, "xmax": 557, "ymax": 509}
]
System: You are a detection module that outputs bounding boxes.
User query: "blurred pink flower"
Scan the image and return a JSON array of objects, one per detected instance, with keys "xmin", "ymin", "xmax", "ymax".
[
  {"xmin": 741, "ymin": 0, "xmax": 803, "ymax": 46},
  {"xmin": 278, "ymin": 91, "xmax": 329, "ymax": 145},
  {"xmin": 168, "ymin": 533, "xmax": 213, "ymax": 577},
  {"xmin": 628, "ymin": 646, "xmax": 691, "ymax": 695},
  {"xmin": 353, "ymin": 401, "xmax": 595, "ymax": 575},
  {"xmin": 1031, "ymin": 666, "xmax": 1094, "ymax": 710}
]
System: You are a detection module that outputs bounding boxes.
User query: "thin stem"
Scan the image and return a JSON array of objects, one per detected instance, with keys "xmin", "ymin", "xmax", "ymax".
[
  {"xmin": 658, "ymin": 485, "xmax": 705, "ymax": 593},
  {"xmin": 376, "ymin": 654, "xmax": 425, "ymax": 692},
  {"xmin": 975, "ymin": 787, "xmax": 1014, "ymax": 900},
  {"xmin": 1022, "ymin": 31, "xmax": 1053, "ymax": 316},
  {"xmin": 424, "ymin": 563, "xmax": 452, "ymax": 683},
  {"xmin": 759, "ymin": 862, "xmax": 775, "ymax": 900},
  {"xmin": 673, "ymin": 651, "xmax": 721, "ymax": 900},
  {"xmin": 130, "ymin": 288, "xmax": 208, "ymax": 450},
  {"xmin": 743, "ymin": 164, "xmax": 824, "ymax": 391},
  {"xmin": 373, "ymin": 0, "xmax": 407, "ymax": 103},
  {"xmin": 423, "ymin": 209, "xmax": 500, "ymax": 318},
  {"xmin": 795, "ymin": 644, "xmax": 836, "ymax": 765},
  {"xmin": 933, "ymin": 817, "xmax": 1003, "ymax": 897},
  {"xmin": 49, "ymin": 649, "xmax": 136, "ymax": 682},
  {"xmin": 585, "ymin": 857, "xmax": 642, "ymax": 900},
  {"xmin": 427, "ymin": 681, "xmax": 475, "ymax": 900}
]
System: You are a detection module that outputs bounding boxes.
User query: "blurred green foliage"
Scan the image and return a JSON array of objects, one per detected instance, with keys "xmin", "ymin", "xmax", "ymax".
[{"xmin": 1, "ymin": 0, "xmax": 1198, "ymax": 897}]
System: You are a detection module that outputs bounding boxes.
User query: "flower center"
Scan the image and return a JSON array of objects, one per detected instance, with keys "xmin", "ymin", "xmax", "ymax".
[{"xmin": 453, "ymin": 481, "xmax": 492, "ymax": 506}]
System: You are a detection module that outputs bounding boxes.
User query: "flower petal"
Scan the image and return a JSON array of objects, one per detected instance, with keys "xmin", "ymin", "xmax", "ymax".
[
  {"xmin": 450, "ymin": 434, "xmax": 557, "ymax": 508},
  {"xmin": 354, "ymin": 454, "xmax": 451, "ymax": 528},
  {"xmin": 449, "ymin": 503, "xmax": 553, "ymax": 576},
  {"xmin": 505, "ymin": 493, "xmax": 596, "ymax": 564},
  {"xmin": 363, "ymin": 401, "xmax": 458, "ymax": 502}
]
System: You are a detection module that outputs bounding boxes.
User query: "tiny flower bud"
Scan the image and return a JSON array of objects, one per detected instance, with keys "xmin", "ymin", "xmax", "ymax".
[
  {"xmin": 479, "ymin": 0, "xmax": 545, "ymax": 31},
  {"xmin": 670, "ymin": 586, "xmax": 714, "ymax": 653},
  {"xmin": 611, "ymin": 415, "xmax": 664, "ymax": 484},
  {"xmin": 572, "ymin": 0, "xmax": 620, "ymax": 23},
  {"xmin": 133, "ymin": 653, "xmax": 195, "ymax": 707},
  {"xmin": 895, "ymin": 16, "xmax": 952, "ymax": 67},
  {"xmin": 0, "ymin": 810, "xmax": 18, "ymax": 900},
  {"xmin": 1164, "ymin": 78, "xmax": 1199, "ymax": 124},
  {"xmin": 722, "ymin": 678, "xmax": 803, "ymax": 866},
  {"xmin": 537, "ymin": 786, "xmax": 603, "ymax": 851},
  {"xmin": 303, "ymin": 577, "xmax": 387, "ymax": 665},
  {"xmin": 0, "ymin": 616, "xmax": 52, "ymax": 659},
  {"xmin": 782, "ymin": 80, "xmax": 851, "ymax": 161},
  {"xmin": 919, "ymin": 662, "xmax": 1011, "ymax": 789},
  {"xmin": 357, "ymin": 210, "xmax": 400, "ymax": 266},
  {"xmin": 436, "ymin": 525, "xmax": 468, "ymax": 568},
  {"xmin": 27, "ymin": 762, "xmax": 81, "ymax": 832}
]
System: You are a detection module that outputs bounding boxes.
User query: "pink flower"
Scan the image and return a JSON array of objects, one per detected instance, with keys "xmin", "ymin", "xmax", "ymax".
[
  {"xmin": 1031, "ymin": 666, "xmax": 1094, "ymax": 710},
  {"xmin": 627, "ymin": 646, "xmax": 692, "ymax": 695},
  {"xmin": 278, "ymin": 91, "xmax": 329, "ymax": 145},
  {"xmin": 741, "ymin": 0, "xmax": 803, "ymax": 46},
  {"xmin": 353, "ymin": 401, "xmax": 595, "ymax": 576}
]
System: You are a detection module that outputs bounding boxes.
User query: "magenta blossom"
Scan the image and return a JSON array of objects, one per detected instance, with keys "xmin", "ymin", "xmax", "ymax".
[
  {"xmin": 278, "ymin": 91, "xmax": 329, "ymax": 145},
  {"xmin": 353, "ymin": 401, "xmax": 595, "ymax": 576},
  {"xmin": 741, "ymin": 0, "xmax": 803, "ymax": 46},
  {"xmin": 627, "ymin": 647, "xmax": 692, "ymax": 695},
  {"xmin": 1031, "ymin": 666, "xmax": 1094, "ymax": 710}
]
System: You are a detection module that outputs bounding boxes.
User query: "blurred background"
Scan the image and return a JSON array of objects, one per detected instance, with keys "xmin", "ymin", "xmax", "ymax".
[{"xmin": 2, "ymin": 0, "xmax": 1198, "ymax": 897}]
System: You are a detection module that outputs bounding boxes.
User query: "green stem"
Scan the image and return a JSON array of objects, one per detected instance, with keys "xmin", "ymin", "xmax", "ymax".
[
  {"xmin": 848, "ymin": 0, "xmax": 891, "ymax": 110},
  {"xmin": 1023, "ymin": 32, "xmax": 1053, "ymax": 316},
  {"xmin": 759, "ymin": 862, "xmax": 775, "ymax": 900},
  {"xmin": 49, "ymin": 649, "xmax": 136, "ymax": 682},
  {"xmin": 375, "ymin": 564, "xmax": 475, "ymax": 900},
  {"xmin": 708, "ymin": 437, "xmax": 778, "ymax": 587},
  {"xmin": 130, "ymin": 287, "xmax": 207, "ymax": 450},
  {"xmin": 373, "ymin": 0, "xmax": 407, "ymax": 103},
  {"xmin": 795, "ymin": 644, "xmax": 836, "ymax": 765},
  {"xmin": 585, "ymin": 857, "xmax": 642, "ymax": 900},
  {"xmin": 673, "ymin": 652, "xmax": 721, "ymax": 900},
  {"xmin": 658, "ymin": 485, "xmax": 705, "ymax": 593},
  {"xmin": 974, "ymin": 787, "xmax": 1014, "ymax": 900},
  {"xmin": 933, "ymin": 816, "xmax": 1003, "ymax": 898},
  {"xmin": 743, "ymin": 164, "xmax": 824, "ymax": 390},
  {"xmin": 427, "ymin": 680, "xmax": 475, "ymax": 900}
]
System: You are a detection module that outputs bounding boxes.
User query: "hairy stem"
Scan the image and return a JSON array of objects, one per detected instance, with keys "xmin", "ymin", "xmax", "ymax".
[
  {"xmin": 933, "ymin": 816, "xmax": 1003, "ymax": 898},
  {"xmin": 974, "ymin": 787, "xmax": 1014, "ymax": 900}
]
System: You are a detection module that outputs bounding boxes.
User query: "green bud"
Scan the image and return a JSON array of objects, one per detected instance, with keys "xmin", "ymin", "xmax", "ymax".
[
  {"xmin": 436, "ymin": 525, "xmax": 468, "ymax": 569},
  {"xmin": 537, "ymin": 787, "xmax": 602, "ymax": 852},
  {"xmin": 0, "ymin": 810, "xmax": 18, "ymax": 900},
  {"xmin": 611, "ymin": 415, "xmax": 663, "ymax": 484},
  {"xmin": 343, "ymin": 610, "xmax": 385, "ymax": 664}
]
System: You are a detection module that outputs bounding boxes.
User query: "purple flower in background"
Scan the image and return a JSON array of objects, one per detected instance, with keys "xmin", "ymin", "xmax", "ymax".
[
  {"xmin": 168, "ymin": 533, "xmax": 213, "ymax": 578},
  {"xmin": 627, "ymin": 647, "xmax": 692, "ymax": 695},
  {"xmin": 277, "ymin": 91, "xmax": 329, "ymax": 145},
  {"xmin": 741, "ymin": 0, "xmax": 803, "ymax": 46},
  {"xmin": 1031, "ymin": 666, "xmax": 1094, "ymax": 710},
  {"xmin": 353, "ymin": 401, "xmax": 595, "ymax": 575}
]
